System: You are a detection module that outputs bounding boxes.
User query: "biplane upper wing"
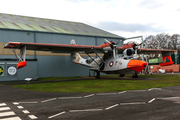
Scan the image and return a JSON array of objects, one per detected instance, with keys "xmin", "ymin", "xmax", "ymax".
[{"xmin": 3, "ymin": 42, "xmax": 104, "ymax": 53}]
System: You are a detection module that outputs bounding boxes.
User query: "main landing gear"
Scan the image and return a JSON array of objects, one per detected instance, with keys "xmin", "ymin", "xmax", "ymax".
[
  {"xmin": 94, "ymin": 70, "xmax": 100, "ymax": 79},
  {"xmin": 132, "ymin": 73, "xmax": 138, "ymax": 78},
  {"xmin": 119, "ymin": 74, "xmax": 125, "ymax": 77}
]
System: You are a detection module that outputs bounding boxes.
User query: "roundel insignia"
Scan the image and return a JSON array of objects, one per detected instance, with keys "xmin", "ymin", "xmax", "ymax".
[{"xmin": 109, "ymin": 61, "xmax": 114, "ymax": 67}]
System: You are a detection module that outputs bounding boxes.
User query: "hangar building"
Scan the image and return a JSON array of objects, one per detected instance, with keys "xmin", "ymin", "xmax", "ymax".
[{"xmin": 0, "ymin": 13, "xmax": 124, "ymax": 81}]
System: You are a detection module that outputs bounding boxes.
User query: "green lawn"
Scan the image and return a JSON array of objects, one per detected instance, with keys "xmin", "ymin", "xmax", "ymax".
[{"xmin": 12, "ymin": 75, "xmax": 180, "ymax": 93}]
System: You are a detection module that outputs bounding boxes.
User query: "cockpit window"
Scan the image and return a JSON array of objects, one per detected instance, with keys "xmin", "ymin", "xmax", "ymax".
[{"xmin": 86, "ymin": 58, "xmax": 94, "ymax": 64}]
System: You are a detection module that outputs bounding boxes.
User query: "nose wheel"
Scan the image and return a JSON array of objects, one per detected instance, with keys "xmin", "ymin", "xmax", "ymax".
[
  {"xmin": 132, "ymin": 73, "xmax": 138, "ymax": 78},
  {"xmin": 94, "ymin": 70, "xmax": 100, "ymax": 79}
]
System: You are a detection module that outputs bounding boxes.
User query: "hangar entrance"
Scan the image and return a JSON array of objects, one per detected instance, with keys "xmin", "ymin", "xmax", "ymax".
[{"xmin": 0, "ymin": 59, "xmax": 37, "ymax": 81}]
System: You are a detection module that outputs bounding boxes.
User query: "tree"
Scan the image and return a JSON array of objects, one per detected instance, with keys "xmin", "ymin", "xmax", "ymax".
[
  {"xmin": 168, "ymin": 34, "xmax": 180, "ymax": 51},
  {"xmin": 144, "ymin": 33, "xmax": 180, "ymax": 52}
]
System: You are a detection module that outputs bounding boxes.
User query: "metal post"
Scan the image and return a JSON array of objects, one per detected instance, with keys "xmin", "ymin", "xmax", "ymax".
[
  {"xmin": 34, "ymin": 32, "xmax": 37, "ymax": 59},
  {"xmin": 141, "ymin": 36, "xmax": 145, "ymax": 74},
  {"xmin": 25, "ymin": 78, "xmax": 32, "ymax": 88}
]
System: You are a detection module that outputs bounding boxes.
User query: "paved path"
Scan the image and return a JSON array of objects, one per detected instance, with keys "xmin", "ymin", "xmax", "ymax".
[{"xmin": 1, "ymin": 84, "xmax": 180, "ymax": 120}]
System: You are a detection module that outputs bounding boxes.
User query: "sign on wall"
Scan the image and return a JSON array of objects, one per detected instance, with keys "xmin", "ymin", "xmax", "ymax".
[
  {"xmin": 7, "ymin": 65, "xmax": 17, "ymax": 76},
  {"xmin": 0, "ymin": 65, "xmax": 4, "ymax": 76}
]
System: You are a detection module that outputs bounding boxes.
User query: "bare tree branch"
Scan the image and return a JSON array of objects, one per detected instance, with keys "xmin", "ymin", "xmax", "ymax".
[{"xmin": 144, "ymin": 33, "xmax": 180, "ymax": 52}]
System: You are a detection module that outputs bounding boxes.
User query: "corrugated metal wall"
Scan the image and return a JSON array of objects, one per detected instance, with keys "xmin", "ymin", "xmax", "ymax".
[
  {"xmin": 0, "ymin": 60, "xmax": 37, "ymax": 81},
  {"xmin": 0, "ymin": 29, "xmax": 123, "ymax": 80}
]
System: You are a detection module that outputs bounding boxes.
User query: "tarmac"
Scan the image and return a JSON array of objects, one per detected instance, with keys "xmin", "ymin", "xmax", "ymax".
[{"xmin": 1, "ymin": 76, "xmax": 180, "ymax": 120}]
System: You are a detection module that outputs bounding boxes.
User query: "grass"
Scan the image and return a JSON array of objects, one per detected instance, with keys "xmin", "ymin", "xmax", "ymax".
[
  {"xmin": 38, "ymin": 76, "xmax": 82, "ymax": 81},
  {"xmin": 11, "ymin": 74, "xmax": 180, "ymax": 93}
]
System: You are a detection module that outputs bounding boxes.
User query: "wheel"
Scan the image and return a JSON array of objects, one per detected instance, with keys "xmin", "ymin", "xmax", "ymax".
[
  {"xmin": 119, "ymin": 74, "xmax": 125, "ymax": 77},
  {"xmin": 94, "ymin": 71, "xmax": 100, "ymax": 79},
  {"xmin": 132, "ymin": 73, "xmax": 138, "ymax": 78}
]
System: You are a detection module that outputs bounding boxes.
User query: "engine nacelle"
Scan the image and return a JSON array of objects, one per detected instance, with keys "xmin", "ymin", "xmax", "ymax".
[
  {"xmin": 123, "ymin": 48, "xmax": 134, "ymax": 57},
  {"xmin": 103, "ymin": 47, "xmax": 112, "ymax": 51},
  {"xmin": 103, "ymin": 47, "xmax": 113, "ymax": 53}
]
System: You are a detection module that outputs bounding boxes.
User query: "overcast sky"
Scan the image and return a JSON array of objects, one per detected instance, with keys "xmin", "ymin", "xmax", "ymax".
[{"xmin": 1, "ymin": 0, "xmax": 180, "ymax": 39}]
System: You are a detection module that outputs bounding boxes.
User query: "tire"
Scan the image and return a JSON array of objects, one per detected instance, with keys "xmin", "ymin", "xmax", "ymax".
[
  {"xmin": 119, "ymin": 74, "xmax": 125, "ymax": 77},
  {"xmin": 132, "ymin": 73, "xmax": 138, "ymax": 78},
  {"xmin": 94, "ymin": 71, "xmax": 100, "ymax": 79}
]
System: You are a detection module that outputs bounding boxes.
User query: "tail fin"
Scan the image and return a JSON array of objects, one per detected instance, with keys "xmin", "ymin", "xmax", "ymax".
[
  {"xmin": 70, "ymin": 52, "xmax": 85, "ymax": 64},
  {"xmin": 70, "ymin": 39, "xmax": 83, "ymax": 63},
  {"xmin": 70, "ymin": 39, "xmax": 97, "ymax": 68},
  {"xmin": 70, "ymin": 39, "xmax": 82, "ymax": 63}
]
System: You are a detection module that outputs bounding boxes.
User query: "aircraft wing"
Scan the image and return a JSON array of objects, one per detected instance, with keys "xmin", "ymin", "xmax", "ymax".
[
  {"xmin": 137, "ymin": 48, "xmax": 177, "ymax": 66},
  {"xmin": 137, "ymin": 48, "xmax": 176, "ymax": 54},
  {"xmin": 116, "ymin": 46, "xmax": 176, "ymax": 54},
  {"xmin": 116, "ymin": 46, "xmax": 177, "ymax": 66},
  {"xmin": 4, "ymin": 42, "xmax": 177, "ymax": 54},
  {"xmin": 4, "ymin": 42, "xmax": 177, "ymax": 55},
  {"xmin": 3, "ymin": 42, "xmax": 104, "ymax": 53}
]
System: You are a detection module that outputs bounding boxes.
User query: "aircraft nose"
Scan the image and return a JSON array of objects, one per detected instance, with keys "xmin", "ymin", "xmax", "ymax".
[{"xmin": 127, "ymin": 60, "xmax": 147, "ymax": 73}]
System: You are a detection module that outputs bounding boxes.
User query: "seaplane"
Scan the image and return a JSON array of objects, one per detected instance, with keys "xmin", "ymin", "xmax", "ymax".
[{"xmin": 3, "ymin": 37, "xmax": 176, "ymax": 78}]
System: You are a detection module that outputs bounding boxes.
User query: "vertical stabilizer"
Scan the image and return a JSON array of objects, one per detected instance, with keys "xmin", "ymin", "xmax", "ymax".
[{"xmin": 70, "ymin": 52, "xmax": 83, "ymax": 64}]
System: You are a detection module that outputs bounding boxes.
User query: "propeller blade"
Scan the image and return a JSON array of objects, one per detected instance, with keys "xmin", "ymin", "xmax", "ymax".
[
  {"xmin": 113, "ymin": 45, "xmax": 117, "ymax": 59},
  {"xmin": 104, "ymin": 39, "xmax": 117, "ymax": 59},
  {"xmin": 135, "ymin": 49, "xmax": 138, "ymax": 58},
  {"xmin": 113, "ymin": 49, "xmax": 116, "ymax": 60},
  {"xmin": 133, "ymin": 44, "xmax": 137, "ymax": 50},
  {"xmin": 116, "ymin": 39, "xmax": 122, "ymax": 45},
  {"xmin": 104, "ymin": 39, "xmax": 111, "ymax": 44}
]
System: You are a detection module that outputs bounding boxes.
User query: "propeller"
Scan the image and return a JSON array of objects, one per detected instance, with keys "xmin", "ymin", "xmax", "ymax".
[
  {"xmin": 133, "ymin": 44, "xmax": 138, "ymax": 58},
  {"xmin": 104, "ymin": 39, "xmax": 123, "ymax": 59},
  {"xmin": 132, "ymin": 39, "xmax": 147, "ymax": 58},
  {"xmin": 104, "ymin": 37, "xmax": 144, "ymax": 59}
]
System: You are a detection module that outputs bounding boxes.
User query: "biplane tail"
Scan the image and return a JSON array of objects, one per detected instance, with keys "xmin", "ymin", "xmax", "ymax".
[{"xmin": 70, "ymin": 52, "xmax": 84, "ymax": 64}]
